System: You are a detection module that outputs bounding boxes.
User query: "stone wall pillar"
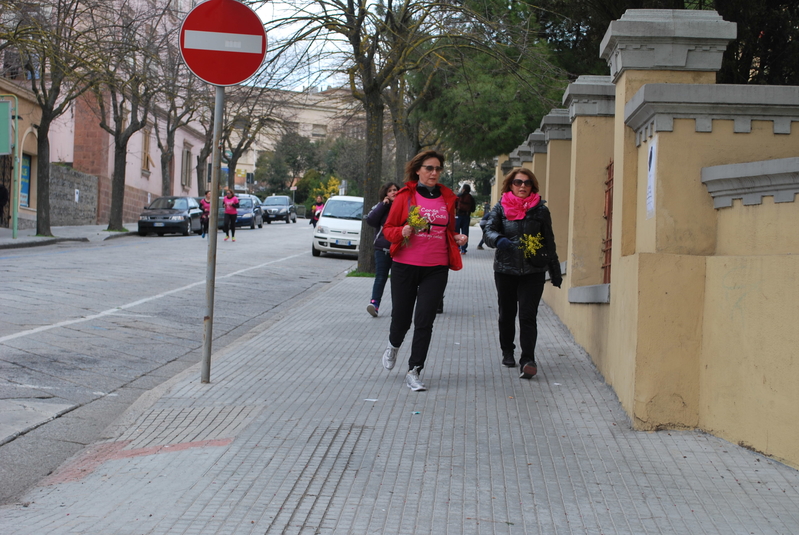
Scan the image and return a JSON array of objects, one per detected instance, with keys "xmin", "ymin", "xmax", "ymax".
[
  {"xmin": 539, "ymin": 109, "xmax": 572, "ymax": 258},
  {"xmin": 562, "ymin": 76, "xmax": 615, "ymax": 292},
  {"xmin": 598, "ymin": 9, "xmax": 736, "ymax": 428},
  {"xmin": 525, "ymin": 130, "xmax": 548, "ymax": 200}
]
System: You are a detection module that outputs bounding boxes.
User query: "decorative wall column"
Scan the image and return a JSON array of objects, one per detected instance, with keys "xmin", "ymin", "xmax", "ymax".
[
  {"xmin": 600, "ymin": 9, "xmax": 736, "ymax": 257},
  {"xmin": 526, "ymin": 130, "xmax": 548, "ymax": 200},
  {"xmin": 597, "ymin": 9, "xmax": 736, "ymax": 428},
  {"xmin": 562, "ymin": 76, "xmax": 615, "ymax": 299},
  {"xmin": 539, "ymin": 109, "xmax": 572, "ymax": 258}
]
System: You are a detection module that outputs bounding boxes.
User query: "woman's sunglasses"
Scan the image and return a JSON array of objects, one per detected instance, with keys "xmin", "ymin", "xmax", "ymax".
[
  {"xmin": 512, "ymin": 179, "xmax": 533, "ymax": 187},
  {"xmin": 421, "ymin": 165, "xmax": 444, "ymax": 172}
]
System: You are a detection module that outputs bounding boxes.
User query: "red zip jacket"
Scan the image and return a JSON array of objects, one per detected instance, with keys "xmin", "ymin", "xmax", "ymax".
[{"xmin": 382, "ymin": 180, "xmax": 463, "ymax": 271}]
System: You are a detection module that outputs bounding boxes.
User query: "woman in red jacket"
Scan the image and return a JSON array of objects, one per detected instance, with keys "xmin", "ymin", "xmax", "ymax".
[{"xmin": 380, "ymin": 150, "xmax": 468, "ymax": 391}]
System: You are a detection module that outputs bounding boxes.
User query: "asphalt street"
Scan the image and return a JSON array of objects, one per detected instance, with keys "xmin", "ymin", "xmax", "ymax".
[{"xmin": 0, "ymin": 220, "xmax": 354, "ymax": 504}]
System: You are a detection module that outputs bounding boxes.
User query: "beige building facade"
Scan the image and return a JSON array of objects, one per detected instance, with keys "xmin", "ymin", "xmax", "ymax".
[
  {"xmin": 497, "ymin": 10, "xmax": 799, "ymax": 468},
  {"xmin": 0, "ymin": 79, "xmax": 41, "ymax": 230}
]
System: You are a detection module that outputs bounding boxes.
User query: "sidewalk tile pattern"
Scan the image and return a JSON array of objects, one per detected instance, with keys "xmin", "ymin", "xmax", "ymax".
[{"xmin": 1, "ymin": 253, "xmax": 798, "ymax": 534}]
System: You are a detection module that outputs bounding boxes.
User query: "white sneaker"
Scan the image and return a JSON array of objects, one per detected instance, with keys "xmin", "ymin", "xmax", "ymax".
[
  {"xmin": 405, "ymin": 367, "xmax": 426, "ymax": 391},
  {"xmin": 382, "ymin": 343, "xmax": 398, "ymax": 370}
]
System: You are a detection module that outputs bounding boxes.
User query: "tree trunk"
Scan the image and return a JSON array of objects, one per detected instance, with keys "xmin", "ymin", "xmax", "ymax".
[
  {"xmin": 160, "ymin": 148, "xmax": 174, "ymax": 196},
  {"xmin": 107, "ymin": 142, "xmax": 128, "ymax": 231},
  {"xmin": 35, "ymin": 118, "xmax": 53, "ymax": 236},
  {"xmin": 196, "ymin": 155, "xmax": 209, "ymax": 193},
  {"xmin": 227, "ymin": 154, "xmax": 240, "ymax": 191},
  {"xmin": 394, "ymin": 126, "xmax": 412, "ymax": 184},
  {"xmin": 357, "ymin": 91, "xmax": 384, "ymax": 273}
]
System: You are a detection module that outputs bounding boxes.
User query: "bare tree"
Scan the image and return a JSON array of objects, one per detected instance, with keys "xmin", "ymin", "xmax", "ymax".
[
  {"xmin": 267, "ymin": 0, "xmax": 550, "ymax": 271},
  {"xmin": 89, "ymin": 0, "xmax": 168, "ymax": 231},
  {"xmin": 220, "ymin": 83, "xmax": 282, "ymax": 192},
  {"xmin": 0, "ymin": 0, "xmax": 104, "ymax": 236},
  {"xmin": 152, "ymin": 20, "xmax": 204, "ymax": 197}
]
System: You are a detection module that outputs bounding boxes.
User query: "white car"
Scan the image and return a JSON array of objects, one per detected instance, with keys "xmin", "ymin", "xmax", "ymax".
[{"xmin": 312, "ymin": 195, "xmax": 364, "ymax": 257}]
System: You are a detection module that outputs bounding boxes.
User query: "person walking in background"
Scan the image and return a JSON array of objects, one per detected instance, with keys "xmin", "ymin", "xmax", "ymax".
[
  {"xmin": 477, "ymin": 201, "xmax": 492, "ymax": 250},
  {"xmin": 0, "ymin": 184, "xmax": 8, "ymax": 226},
  {"xmin": 483, "ymin": 168, "xmax": 562, "ymax": 379},
  {"xmin": 222, "ymin": 188, "xmax": 239, "ymax": 242},
  {"xmin": 199, "ymin": 190, "xmax": 212, "ymax": 238},
  {"xmin": 365, "ymin": 182, "xmax": 400, "ymax": 317},
  {"xmin": 380, "ymin": 150, "xmax": 468, "ymax": 391},
  {"xmin": 455, "ymin": 184, "xmax": 476, "ymax": 254},
  {"xmin": 309, "ymin": 195, "xmax": 324, "ymax": 227}
]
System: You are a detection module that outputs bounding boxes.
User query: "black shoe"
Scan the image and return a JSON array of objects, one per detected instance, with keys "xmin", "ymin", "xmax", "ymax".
[
  {"xmin": 519, "ymin": 361, "xmax": 537, "ymax": 379},
  {"xmin": 502, "ymin": 353, "xmax": 516, "ymax": 367}
]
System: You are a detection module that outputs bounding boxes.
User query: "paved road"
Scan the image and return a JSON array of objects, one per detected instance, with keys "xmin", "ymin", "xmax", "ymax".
[{"xmin": 0, "ymin": 221, "xmax": 355, "ymax": 504}]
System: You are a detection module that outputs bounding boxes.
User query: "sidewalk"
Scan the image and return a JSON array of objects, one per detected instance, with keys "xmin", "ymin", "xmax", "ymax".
[
  {"xmin": 0, "ymin": 224, "xmax": 137, "ymax": 250},
  {"xmin": 1, "ymin": 249, "xmax": 798, "ymax": 534}
]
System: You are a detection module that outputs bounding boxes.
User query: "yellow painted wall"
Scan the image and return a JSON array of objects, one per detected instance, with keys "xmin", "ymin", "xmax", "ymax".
[
  {"xmin": 569, "ymin": 116, "xmax": 614, "ymax": 287},
  {"xmin": 604, "ymin": 254, "xmax": 639, "ymax": 415},
  {"xmin": 492, "ymin": 155, "xmax": 508, "ymax": 204},
  {"xmin": 531, "ymin": 153, "xmax": 548, "ymax": 200},
  {"xmin": 614, "ymin": 70, "xmax": 715, "ymax": 258},
  {"xmin": 544, "ymin": 139, "xmax": 572, "ymax": 257},
  {"xmin": 633, "ymin": 253, "xmax": 705, "ymax": 429},
  {"xmin": 531, "ymin": 66, "xmax": 799, "ymax": 466},
  {"xmin": 640, "ymin": 119, "xmax": 799, "ymax": 257},
  {"xmin": 701, "ymin": 255, "xmax": 799, "ymax": 466},
  {"xmin": 601, "ymin": 70, "xmax": 716, "ymax": 423},
  {"xmin": 717, "ymin": 196, "xmax": 799, "ymax": 255}
]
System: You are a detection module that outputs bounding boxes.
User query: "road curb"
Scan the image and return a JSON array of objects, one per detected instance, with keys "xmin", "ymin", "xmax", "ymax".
[{"xmin": 0, "ymin": 237, "xmax": 89, "ymax": 250}]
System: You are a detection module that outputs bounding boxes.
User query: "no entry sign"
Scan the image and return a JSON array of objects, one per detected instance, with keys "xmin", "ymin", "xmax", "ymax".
[{"xmin": 179, "ymin": 0, "xmax": 267, "ymax": 86}]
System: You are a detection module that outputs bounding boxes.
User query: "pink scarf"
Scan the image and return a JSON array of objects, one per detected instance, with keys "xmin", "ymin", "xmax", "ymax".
[{"xmin": 501, "ymin": 191, "xmax": 540, "ymax": 220}]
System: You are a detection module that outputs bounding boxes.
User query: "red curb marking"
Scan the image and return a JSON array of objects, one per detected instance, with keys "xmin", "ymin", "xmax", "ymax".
[{"xmin": 43, "ymin": 438, "xmax": 233, "ymax": 485}]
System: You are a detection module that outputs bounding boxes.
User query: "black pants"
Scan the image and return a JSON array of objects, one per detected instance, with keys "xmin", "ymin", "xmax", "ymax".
[
  {"xmin": 494, "ymin": 271, "xmax": 546, "ymax": 366},
  {"xmin": 455, "ymin": 214, "xmax": 471, "ymax": 252},
  {"xmin": 389, "ymin": 263, "xmax": 448, "ymax": 370},
  {"xmin": 201, "ymin": 217, "xmax": 209, "ymax": 235},
  {"xmin": 223, "ymin": 213, "xmax": 237, "ymax": 237},
  {"xmin": 370, "ymin": 249, "xmax": 393, "ymax": 308}
]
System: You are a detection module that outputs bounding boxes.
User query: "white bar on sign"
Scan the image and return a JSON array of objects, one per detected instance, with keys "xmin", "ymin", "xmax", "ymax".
[{"xmin": 184, "ymin": 30, "xmax": 262, "ymax": 54}]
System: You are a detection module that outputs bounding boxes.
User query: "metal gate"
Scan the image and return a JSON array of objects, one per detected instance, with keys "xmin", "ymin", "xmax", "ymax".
[
  {"xmin": 0, "ymin": 154, "xmax": 11, "ymax": 228},
  {"xmin": 602, "ymin": 160, "xmax": 613, "ymax": 284}
]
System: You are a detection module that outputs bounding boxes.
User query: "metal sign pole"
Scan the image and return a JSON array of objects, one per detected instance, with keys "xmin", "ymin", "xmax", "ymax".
[{"xmin": 201, "ymin": 85, "xmax": 224, "ymax": 383}]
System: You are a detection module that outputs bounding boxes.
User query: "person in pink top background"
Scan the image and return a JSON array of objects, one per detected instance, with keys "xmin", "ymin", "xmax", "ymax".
[
  {"xmin": 222, "ymin": 188, "xmax": 239, "ymax": 242},
  {"xmin": 378, "ymin": 150, "xmax": 467, "ymax": 392},
  {"xmin": 199, "ymin": 190, "xmax": 212, "ymax": 238}
]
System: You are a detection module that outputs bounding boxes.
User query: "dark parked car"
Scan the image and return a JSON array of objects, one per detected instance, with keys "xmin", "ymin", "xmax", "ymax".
[
  {"xmin": 216, "ymin": 194, "xmax": 263, "ymax": 229},
  {"xmin": 138, "ymin": 196, "xmax": 202, "ymax": 236},
  {"xmin": 261, "ymin": 195, "xmax": 297, "ymax": 224}
]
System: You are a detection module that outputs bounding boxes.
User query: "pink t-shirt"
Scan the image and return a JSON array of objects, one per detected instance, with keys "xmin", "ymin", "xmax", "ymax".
[
  {"xmin": 223, "ymin": 195, "xmax": 239, "ymax": 215},
  {"xmin": 392, "ymin": 193, "xmax": 449, "ymax": 267}
]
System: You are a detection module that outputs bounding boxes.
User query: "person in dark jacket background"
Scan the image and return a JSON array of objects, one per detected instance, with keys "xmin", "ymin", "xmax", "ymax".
[
  {"xmin": 476, "ymin": 201, "xmax": 491, "ymax": 250},
  {"xmin": 365, "ymin": 181, "xmax": 400, "ymax": 317},
  {"xmin": 483, "ymin": 167, "xmax": 562, "ymax": 379},
  {"xmin": 455, "ymin": 184, "xmax": 476, "ymax": 254}
]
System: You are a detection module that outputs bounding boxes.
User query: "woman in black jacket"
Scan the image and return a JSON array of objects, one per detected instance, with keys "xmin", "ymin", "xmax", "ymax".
[
  {"xmin": 365, "ymin": 182, "xmax": 400, "ymax": 317},
  {"xmin": 483, "ymin": 168, "xmax": 562, "ymax": 378}
]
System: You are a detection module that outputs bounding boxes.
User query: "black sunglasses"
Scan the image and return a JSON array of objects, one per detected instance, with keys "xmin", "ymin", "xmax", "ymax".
[
  {"xmin": 421, "ymin": 165, "xmax": 444, "ymax": 172},
  {"xmin": 512, "ymin": 179, "xmax": 533, "ymax": 187}
]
